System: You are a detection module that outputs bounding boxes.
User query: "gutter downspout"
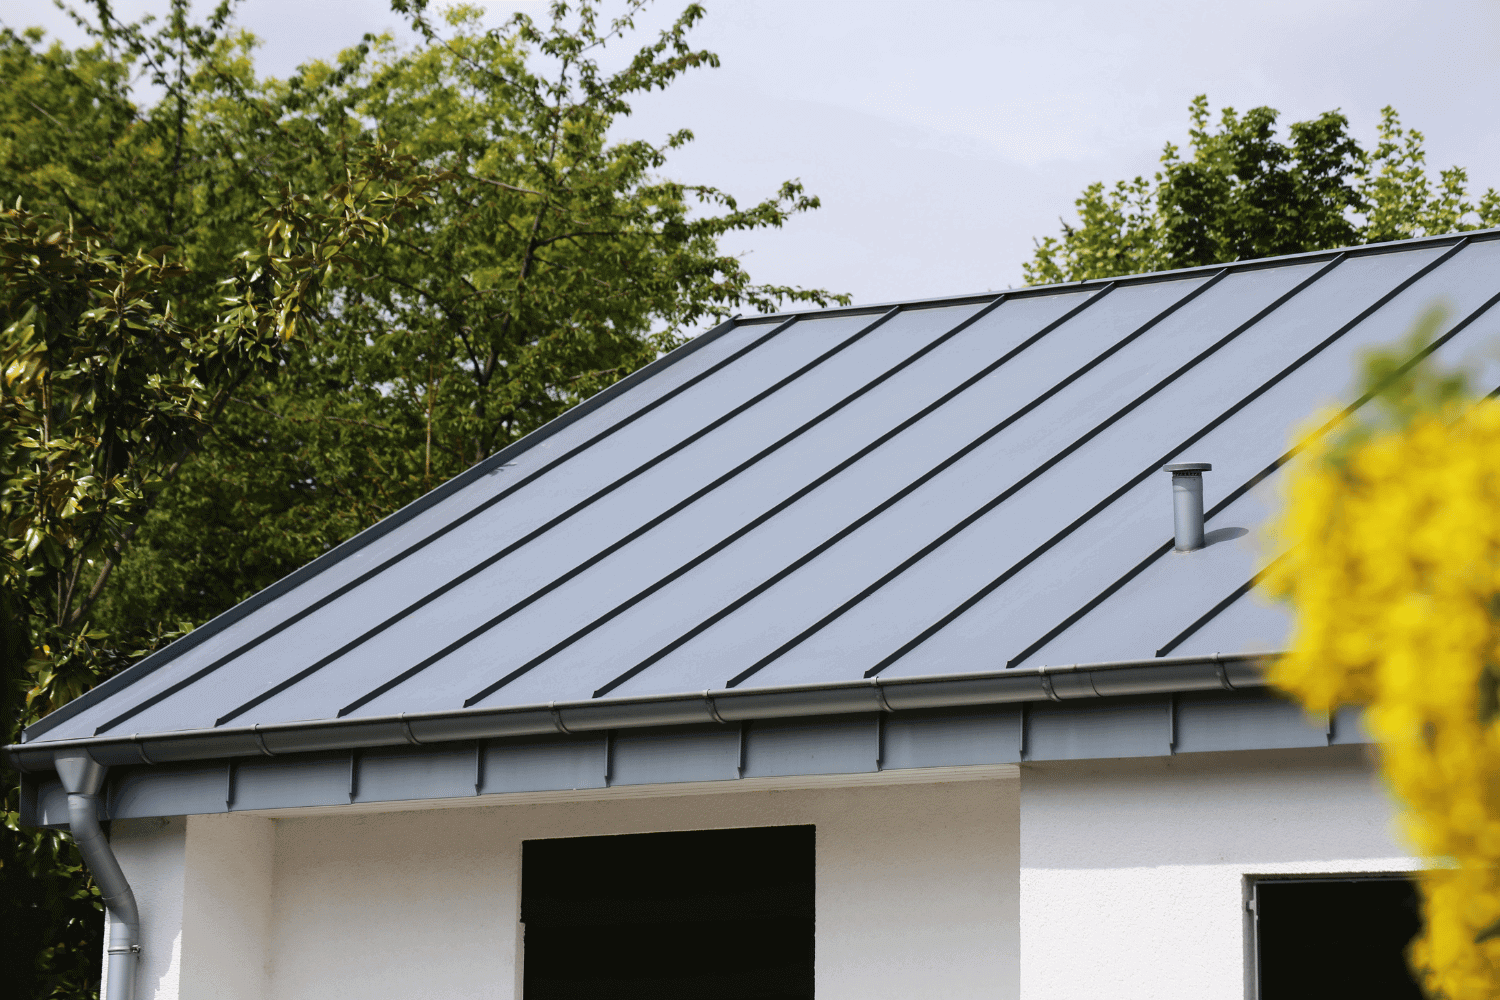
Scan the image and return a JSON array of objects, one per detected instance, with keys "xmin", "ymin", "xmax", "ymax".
[{"xmin": 55, "ymin": 752, "xmax": 138, "ymax": 1000}]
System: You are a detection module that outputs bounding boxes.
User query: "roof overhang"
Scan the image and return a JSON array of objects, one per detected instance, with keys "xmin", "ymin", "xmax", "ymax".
[{"xmin": 8, "ymin": 653, "xmax": 1272, "ymax": 774}]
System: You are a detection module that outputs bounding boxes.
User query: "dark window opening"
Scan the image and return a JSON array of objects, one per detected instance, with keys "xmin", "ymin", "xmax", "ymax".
[
  {"xmin": 521, "ymin": 825, "xmax": 815, "ymax": 1000},
  {"xmin": 1253, "ymin": 875, "xmax": 1424, "ymax": 1000}
]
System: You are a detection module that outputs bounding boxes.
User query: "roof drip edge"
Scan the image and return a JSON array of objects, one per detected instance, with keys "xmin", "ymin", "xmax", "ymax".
[{"xmin": 5, "ymin": 653, "xmax": 1274, "ymax": 773}]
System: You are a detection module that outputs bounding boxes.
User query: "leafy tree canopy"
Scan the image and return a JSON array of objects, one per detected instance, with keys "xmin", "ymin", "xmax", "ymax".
[
  {"xmin": 88, "ymin": 0, "xmax": 843, "ymax": 635},
  {"xmin": 1027, "ymin": 95, "xmax": 1500, "ymax": 284},
  {"xmin": 0, "ymin": 1, "xmax": 840, "ymax": 994}
]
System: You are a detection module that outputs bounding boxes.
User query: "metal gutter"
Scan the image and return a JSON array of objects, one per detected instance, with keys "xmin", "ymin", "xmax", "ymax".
[{"xmin": 6, "ymin": 653, "xmax": 1272, "ymax": 774}]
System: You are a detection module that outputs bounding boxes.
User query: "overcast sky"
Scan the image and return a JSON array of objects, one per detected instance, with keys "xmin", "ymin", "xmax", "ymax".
[{"xmin": 5, "ymin": 0, "xmax": 1499, "ymax": 309}]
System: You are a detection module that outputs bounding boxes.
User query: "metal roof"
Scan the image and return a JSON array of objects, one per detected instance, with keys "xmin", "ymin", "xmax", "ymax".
[{"xmin": 19, "ymin": 230, "xmax": 1500, "ymax": 756}]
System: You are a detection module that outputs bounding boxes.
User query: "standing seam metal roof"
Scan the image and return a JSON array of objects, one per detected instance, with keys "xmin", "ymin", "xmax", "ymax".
[{"xmin": 21, "ymin": 230, "xmax": 1500, "ymax": 747}]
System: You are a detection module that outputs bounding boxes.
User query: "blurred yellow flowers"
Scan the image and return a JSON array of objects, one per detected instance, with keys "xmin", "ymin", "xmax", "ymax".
[{"xmin": 1265, "ymin": 316, "xmax": 1500, "ymax": 999}]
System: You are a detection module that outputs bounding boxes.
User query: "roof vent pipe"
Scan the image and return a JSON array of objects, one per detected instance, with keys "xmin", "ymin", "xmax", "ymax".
[
  {"xmin": 1164, "ymin": 463, "xmax": 1212, "ymax": 551},
  {"xmin": 55, "ymin": 753, "xmax": 139, "ymax": 1000}
]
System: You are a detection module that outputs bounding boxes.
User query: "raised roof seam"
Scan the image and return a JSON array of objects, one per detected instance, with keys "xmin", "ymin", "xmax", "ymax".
[
  {"xmin": 852, "ymin": 256, "xmax": 1350, "ymax": 679},
  {"xmin": 461, "ymin": 290, "xmax": 1045, "ymax": 705},
  {"xmin": 575, "ymin": 286, "xmax": 1114, "ymax": 701},
  {"xmin": 886, "ymin": 238, "xmax": 1473, "ymax": 677},
  {"xmin": 323, "ymin": 306, "xmax": 907, "ymax": 721}
]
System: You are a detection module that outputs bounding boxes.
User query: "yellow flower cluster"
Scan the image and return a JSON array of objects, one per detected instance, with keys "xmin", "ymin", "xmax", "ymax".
[{"xmin": 1264, "ymin": 401, "xmax": 1500, "ymax": 1000}]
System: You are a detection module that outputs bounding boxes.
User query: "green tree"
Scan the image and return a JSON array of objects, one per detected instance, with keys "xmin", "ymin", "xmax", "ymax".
[
  {"xmin": 0, "ymin": 148, "xmax": 440, "ymax": 996},
  {"xmin": 1027, "ymin": 96, "xmax": 1500, "ymax": 284},
  {"xmin": 0, "ymin": 2, "xmax": 839, "ymax": 993},
  {"xmin": 95, "ymin": 0, "xmax": 843, "ymax": 634}
]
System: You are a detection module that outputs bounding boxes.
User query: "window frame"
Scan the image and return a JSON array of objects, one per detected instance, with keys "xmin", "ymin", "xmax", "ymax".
[{"xmin": 1243, "ymin": 871, "xmax": 1419, "ymax": 1000}]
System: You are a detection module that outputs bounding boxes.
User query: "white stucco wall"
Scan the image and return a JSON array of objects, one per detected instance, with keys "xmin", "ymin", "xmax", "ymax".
[
  {"xmin": 104, "ymin": 747, "xmax": 1405, "ymax": 1000},
  {"xmin": 178, "ymin": 813, "xmax": 275, "ymax": 999},
  {"xmin": 102, "ymin": 816, "xmax": 187, "ymax": 1000},
  {"xmin": 1019, "ymin": 745, "xmax": 1417, "ymax": 1000},
  {"xmin": 112, "ymin": 772, "xmax": 1020, "ymax": 1000}
]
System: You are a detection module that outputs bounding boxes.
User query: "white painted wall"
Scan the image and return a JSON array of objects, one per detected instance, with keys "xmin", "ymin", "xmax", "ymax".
[
  {"xmin": 111, "ymin": 773, "xmax": 1019, "ymax": 1000},
  {"xmin": 179, "ymin": 814, "xmax": 275, "ymax": 1000},
  {"xmin": 267, "ymin": 775, "xmax": 1019, "ymax": 1000},
  {"xmin": 103, "ymin": 812, "xmax": 276, "ymax": 1000},
  {"xmin": 102, "ymin": 817, "xmax": 187, "ymax": 1000},
  {"xmin": 1019, "ymin": 746, "xmax": 1417, "ymax": 1000}
]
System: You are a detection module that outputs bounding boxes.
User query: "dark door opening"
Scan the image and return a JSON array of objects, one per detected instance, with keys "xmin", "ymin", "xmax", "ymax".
[
  {"xmin": 1253, "ymin": 875, "xmax": 1424, "ymax": 999},
  {"xmin": 521, "ymin": 825, "xmax": 815, "ymax": 1000}
]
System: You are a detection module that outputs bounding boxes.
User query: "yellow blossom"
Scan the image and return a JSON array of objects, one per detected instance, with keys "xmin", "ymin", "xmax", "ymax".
[{"xmin": 1266, "ymin": 358, "xmax": 1500, "ymax": 997}]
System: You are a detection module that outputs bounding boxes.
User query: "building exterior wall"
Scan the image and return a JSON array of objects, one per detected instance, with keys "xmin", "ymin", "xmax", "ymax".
[
  {"xmin": 178, "ymin": 813, "xmax": 275, "ymax": 1000},
  {"xmin": 100, "ymin": 746, "xmax": 1410, "ymax": 1000},
  {"xmin": 101, "ymin": 816, "xmax": 187, "ymax": 1000},
  {"xmin": 107, "ymin": 772, "xmax": 1019, "ymax": 1000},
  {"xmin": 1019, "ymin": 746, "xmax": 1418, "ymax": 1000}
]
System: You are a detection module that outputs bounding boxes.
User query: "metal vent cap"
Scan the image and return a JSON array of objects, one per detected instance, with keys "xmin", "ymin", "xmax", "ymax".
[{"xmin": 1164, "ymin": 462, "xmax": 1212, "ymax": 551}]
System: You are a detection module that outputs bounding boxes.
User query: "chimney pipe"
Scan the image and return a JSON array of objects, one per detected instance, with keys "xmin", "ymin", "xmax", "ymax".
[{"xmin": 1164, "ymin": 463, "xmax": 1212, "ymax": 551}]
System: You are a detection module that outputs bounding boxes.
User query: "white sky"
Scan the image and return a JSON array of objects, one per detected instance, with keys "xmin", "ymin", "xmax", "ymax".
[{"xmin": 6, "ymin": 0, "xmax": 1499, "ymax": 307}]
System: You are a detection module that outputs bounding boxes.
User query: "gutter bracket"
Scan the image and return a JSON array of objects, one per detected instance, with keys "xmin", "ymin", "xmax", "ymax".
[
  {"xmin": 1038, "ymin": 671, "xmax": 1062, "ymax": 702},
  {"xmin": 1213, "ymin": 653, "xmax": 1231, "ymax": 690}
]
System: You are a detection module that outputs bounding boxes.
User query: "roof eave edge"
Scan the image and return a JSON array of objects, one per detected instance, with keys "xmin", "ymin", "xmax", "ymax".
[{"xmin": 6, "ymin": 652, "xmax": 1277, "ymax": 774}]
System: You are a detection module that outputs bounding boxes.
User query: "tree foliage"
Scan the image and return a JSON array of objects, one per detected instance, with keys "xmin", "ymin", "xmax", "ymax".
[
  {"xmin": 0, "ymin": 148, "xmax": 442, "ymax": 999},
  {"xmin": 1027, "ymin": 96, "xmax": 1500, "ymax": 284},
  {"xmin": 90, "ymin": 0, "xmax": 844, "ymax": 633},
  {"xmin": 0, "ymin": 2, "xmax": 838, "ymax": 994},
  {"xmin": 1264, "ymin": 331, "xmax": 1500, "ymax": 1000}
]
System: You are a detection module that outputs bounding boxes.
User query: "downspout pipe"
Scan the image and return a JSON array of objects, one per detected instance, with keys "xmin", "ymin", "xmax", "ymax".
[{"xmin": 55, "ymin": 752, "xmax": 138, "ymax": 1000}]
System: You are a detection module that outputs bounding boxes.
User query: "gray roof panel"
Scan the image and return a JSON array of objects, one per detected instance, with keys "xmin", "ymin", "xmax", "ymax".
[
  {"xmin": 354, "ymin": 291, "xmax": 1107, "ymax": 714},
  {"xmin": 21, "ymin": 231, "xmax": 1500, "ymax": 748}
]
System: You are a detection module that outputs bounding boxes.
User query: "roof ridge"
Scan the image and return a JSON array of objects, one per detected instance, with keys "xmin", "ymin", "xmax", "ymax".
[{"xmin": 744, "ymin": 229, "xmax": 1498, "ymax": 322}]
